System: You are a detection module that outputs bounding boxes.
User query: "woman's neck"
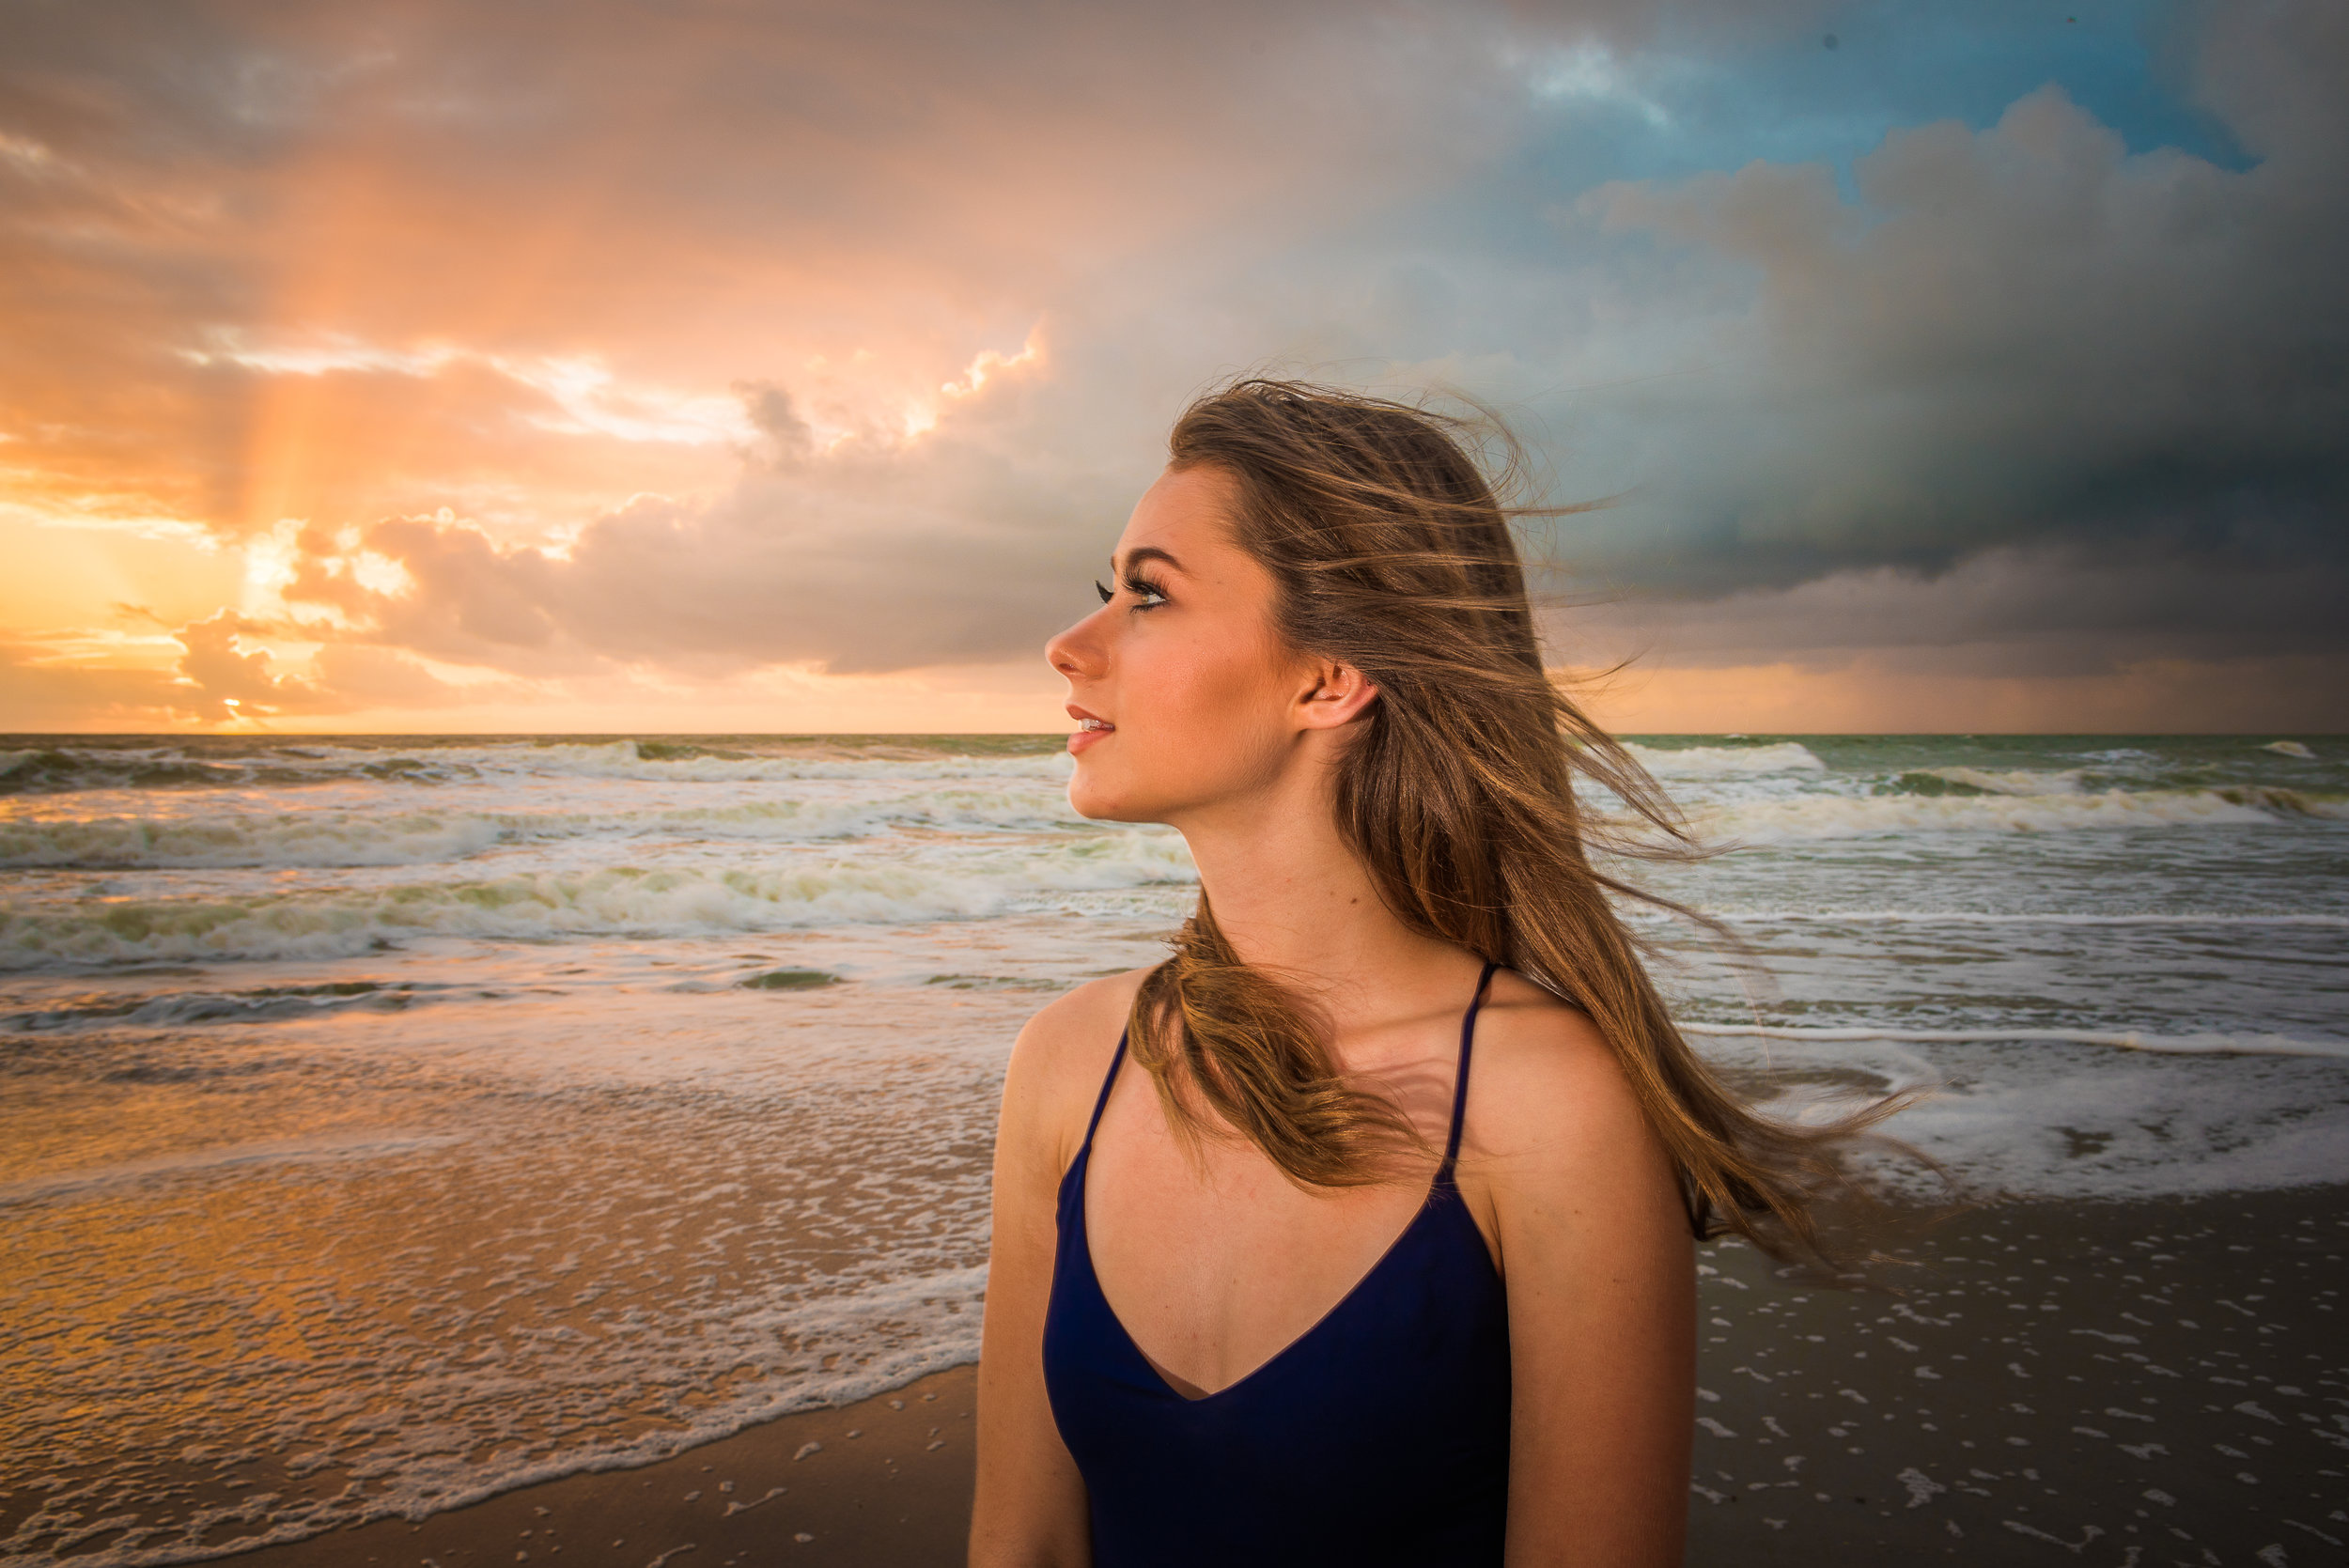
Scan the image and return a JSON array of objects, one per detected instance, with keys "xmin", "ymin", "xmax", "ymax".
[{"xmin": 1168, "ymin": 760, "xmax": 1471, "ymax": 1031}]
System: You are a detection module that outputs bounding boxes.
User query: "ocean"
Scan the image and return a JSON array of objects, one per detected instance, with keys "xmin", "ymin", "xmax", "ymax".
[{"xmin": 4, "ymin": 732, "xmax": 2344, "ymax": 1562}]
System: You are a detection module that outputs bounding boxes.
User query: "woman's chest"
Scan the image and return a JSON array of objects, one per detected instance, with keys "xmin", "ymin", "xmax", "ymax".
[{"xmin": 1081, "ymin": 1089, "xmax": 1441, "ymax": 1396}]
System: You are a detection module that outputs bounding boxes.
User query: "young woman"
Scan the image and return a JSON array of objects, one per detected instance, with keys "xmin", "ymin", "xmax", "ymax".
[{"xmin": 970, "ymin": 381, "xmax": 1871, "ymax": 1566}]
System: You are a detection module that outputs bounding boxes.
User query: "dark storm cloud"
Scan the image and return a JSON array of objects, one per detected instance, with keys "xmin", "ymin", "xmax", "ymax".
[
  {"xmin": 1554, "ymin": 543, "xmax": 2346, "ymax": 680},
  {"xmin": 1543, "ymin": 2, "xmax": 2348, "ymax": 675}
]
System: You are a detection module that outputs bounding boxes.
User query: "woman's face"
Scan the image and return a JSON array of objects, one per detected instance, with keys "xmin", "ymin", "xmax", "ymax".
[{"xmin": 1045, "ymin": 464, "xmax": 1313, "ymax": 825}]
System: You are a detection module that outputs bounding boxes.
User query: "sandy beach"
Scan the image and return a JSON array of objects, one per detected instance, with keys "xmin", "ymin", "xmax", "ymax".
[
  {"xmin": 186, "ymin": 1184, "xmax": 2347, "ymax": 1568},
  {"xmin": 1682, "ymin": 1184, "xmax": 2347, "ymax": 1565},
  {"xmin": 207, "ymin": 1367, "xmax": 980, "ymax": 1568}
]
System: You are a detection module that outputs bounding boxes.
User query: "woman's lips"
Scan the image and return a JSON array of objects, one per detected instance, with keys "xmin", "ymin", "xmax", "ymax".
[{"xmin": 1067, "ymin": 713, "xmax": 1114, "ymax": 755}]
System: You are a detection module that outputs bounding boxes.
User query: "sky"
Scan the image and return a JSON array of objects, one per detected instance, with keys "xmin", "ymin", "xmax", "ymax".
[{"xmin": 2, "ymin": 0, "xmax": 2342, "ymax": 734}]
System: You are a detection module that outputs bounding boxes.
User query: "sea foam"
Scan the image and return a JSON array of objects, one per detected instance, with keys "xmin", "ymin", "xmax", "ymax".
[
  {"xmin": 0, "ymin": 831, "xmax": 1194, "ymax": 968},
  {"xmin": 1702, "ymin": 785, "xmax": 2343, "ymax": 844},
  {"xmin": 0, "ymin": 784, "xmax": 1091, "ymax": 869},
  {"xmin": 1626, "ymin": 740, "xmax": 1827, "ymax": 776}
]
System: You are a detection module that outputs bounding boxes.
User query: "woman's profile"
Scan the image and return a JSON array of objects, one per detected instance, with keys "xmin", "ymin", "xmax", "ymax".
[{"xmin": 970, "ymin": 380, "xmax": 1886, "ymax": 1566}]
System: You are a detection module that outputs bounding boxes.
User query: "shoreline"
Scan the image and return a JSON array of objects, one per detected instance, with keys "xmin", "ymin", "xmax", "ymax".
[
  {"xmin": 180, "ymin": 1183, "xmax": 2349, "ymax": 1568},
  {"xmin": 204, "ymin": 1365, "xmax": 979, "ymax": 1568}
]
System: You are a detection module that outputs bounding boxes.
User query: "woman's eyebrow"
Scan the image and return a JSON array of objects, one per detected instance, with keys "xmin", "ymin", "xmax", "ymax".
[{"xmin": 1113, "ymin": 546, "xmax": 1186, "ymax": 574}]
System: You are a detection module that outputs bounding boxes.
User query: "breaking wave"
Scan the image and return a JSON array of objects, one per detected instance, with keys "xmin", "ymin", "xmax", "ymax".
[
  {"xmin": 1703, "ymin": 784, "xmax": 2347, "ymax": 844},
  {"xmin": 2, "ymin": 979, "xmax": 461, "ymax": 1032},
  {"xmin": 0, "ymin": 832, "xmax": 1195, "ymax": 967},
  {"xmin": 1625, "ymin": 740, "xmax": 1826, "ymax": 776},
  {"xmin": 1883, "ymin": 766, "xmax": 2090, "ymax": 797},
  {"xmin": 0, "ymin": 786, "xmax": 1088, "ymax": 869},
  {"xmin": 0, "ymin": 737, "xmax": 1070, "ymax": 796}
]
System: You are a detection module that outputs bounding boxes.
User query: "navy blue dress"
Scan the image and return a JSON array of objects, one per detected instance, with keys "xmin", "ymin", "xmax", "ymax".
[{"xmin": 1042, "ymin": 964, "xmax": 1512, "ymax": 1565}]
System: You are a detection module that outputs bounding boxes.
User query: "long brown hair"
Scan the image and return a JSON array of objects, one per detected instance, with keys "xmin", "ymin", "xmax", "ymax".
[{"xmin": 1126, "ymin": 378, "xmax": 1909, "ymax": 1266}]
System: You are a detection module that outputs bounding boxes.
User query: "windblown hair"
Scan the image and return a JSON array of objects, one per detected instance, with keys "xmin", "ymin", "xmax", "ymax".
[{"xmin": 1127, "ymin": 378, "xmax": 1909, "ymax": 1267}]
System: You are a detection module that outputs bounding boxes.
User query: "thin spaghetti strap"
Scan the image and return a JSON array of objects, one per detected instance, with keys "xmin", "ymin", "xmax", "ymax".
[
  {"xmin": 1079, "ymin": 1030, "xmax": 1129, "ymax": 1154},
  {"xmin": 1440, "ymin": 962, "xmax": 1501, "ymax": 1170}
]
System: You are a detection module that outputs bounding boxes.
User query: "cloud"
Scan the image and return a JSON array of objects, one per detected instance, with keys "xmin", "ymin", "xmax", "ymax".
[
  {"xmin": 276, "ymin": 336, "xmax": 1145, "ymax": 674},
  {"xmin": 1, "ymin": 0, "xmax": 2341, "ymax": 727},
  {"xmin": 292, "ymin": 27, "xmax": 2348, "ymax": 690},
  {"xmin": 1576, "ymin": 650, "xmax": 2349, "ymax": 736},
  {"xmin": 1553, "ymin": 543, "xmax": 2344, "ymax": 677},
  {"xmin": 0, "ymin": 609, "xmax": 477, "ymax": 726},
  {"xmin": 0, "ymin": 640, "xmax": 183, "ymax": 730},
  {"xmin": 169, "ymin": 609, "xmax": 323, "ymax": 721},
  {"xmin": 1549, "ymin": 6, "xmax": 2347, "ymax": 678}
]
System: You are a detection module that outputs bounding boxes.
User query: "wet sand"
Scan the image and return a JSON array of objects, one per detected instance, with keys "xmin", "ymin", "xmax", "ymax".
[
  {"xmin": 210, "ymin": 1367, "xmax": 978, "ymax": 1568},
  {"xmin": 1686, "ymin": 1184, "xmax": 2349, "ymax": 1565},
  {"xmin": 208, "ymin": 1187, "xmax": 2345, "ymax": 1568}
]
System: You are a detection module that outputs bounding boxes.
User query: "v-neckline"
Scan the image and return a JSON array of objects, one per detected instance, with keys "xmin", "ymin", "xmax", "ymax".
[
  {"xmin": 1066, "ymin": 960, "xmax": 1498, "ymax": 1405},
  {"xmin": 1078, "ymin": 1149, "xmax": 1453, "ymax": 1405}
]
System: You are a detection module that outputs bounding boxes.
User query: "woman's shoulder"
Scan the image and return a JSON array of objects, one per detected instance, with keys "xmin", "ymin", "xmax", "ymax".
[
  {"xmin": 1462, "ymin": 967, "xmax": 1658, "ymax": 1170},
  {"xmin": 1457, "ymin": 969, "xmax": 1686, "ymax": 1263},
  {"xmin": 1016, "ymin": 966, "xmax": 1150, "ymax": 1066},
  {"xmin": 998, "ymin": 967, "xmax": 1154, "ymax": 1158}
]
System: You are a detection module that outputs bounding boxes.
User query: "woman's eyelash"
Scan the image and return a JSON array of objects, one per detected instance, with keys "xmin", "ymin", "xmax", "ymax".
[{"xmin": 1094, "ymin": 576, "xmax": 1168, "ymax": 609}]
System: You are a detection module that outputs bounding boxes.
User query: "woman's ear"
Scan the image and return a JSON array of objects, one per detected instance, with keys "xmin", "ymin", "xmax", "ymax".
[{"xmin": 1295, "ymin": 660, "xmax": 1379, "ymax": 730}]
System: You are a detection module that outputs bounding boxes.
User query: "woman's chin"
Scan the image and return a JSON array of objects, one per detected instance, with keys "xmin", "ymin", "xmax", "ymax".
[
  {"xmin": 1066, "ymin": 791, "xmax": 1132, "ymax": 824},
  {"xmin": 1066, "ymin": 774, "xmax": 1154, "ymax": 825}
]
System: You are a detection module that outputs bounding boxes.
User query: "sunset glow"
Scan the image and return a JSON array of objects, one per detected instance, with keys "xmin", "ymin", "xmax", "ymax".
[{"xmin": 3, "ymin": 2, "xmax": 2341, "ymax": 733}]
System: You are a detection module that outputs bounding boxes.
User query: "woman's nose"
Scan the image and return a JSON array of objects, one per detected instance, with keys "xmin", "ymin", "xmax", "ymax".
[{"xmin": 1045, "ymin": 610, "xmax": 1102, "ymax": 679}]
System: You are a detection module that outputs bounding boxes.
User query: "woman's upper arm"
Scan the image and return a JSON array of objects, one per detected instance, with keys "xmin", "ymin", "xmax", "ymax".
[
  {"xmin": 969, "ymin": 988, "xmax": 1117, "ymax": 1568},
  {"xmin": 1479, "ymin": 1011, "xmax": 1696, "ymax": 1567}
]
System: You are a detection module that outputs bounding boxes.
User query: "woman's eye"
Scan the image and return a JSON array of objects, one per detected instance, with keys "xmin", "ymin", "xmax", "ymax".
[{"xmin": 1096, "ymin": 577, "xmax": 1167, "ymax": 610}]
